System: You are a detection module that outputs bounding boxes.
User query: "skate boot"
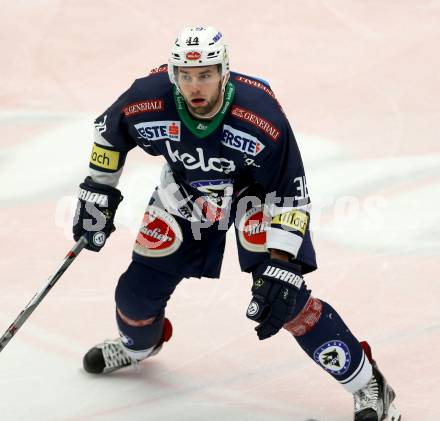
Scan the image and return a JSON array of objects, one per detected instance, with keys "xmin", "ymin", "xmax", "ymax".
[
  {"xmin": 353, "ymin": 342, "xmax": 401, "ymax": 421},
  {"xmin": 83, "ymin": 318, "xmax": 173, "ymax": 374}
]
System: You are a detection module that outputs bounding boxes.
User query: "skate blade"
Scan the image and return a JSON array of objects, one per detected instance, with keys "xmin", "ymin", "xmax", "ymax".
[{"xmin": 385, "ymin": 402, "xmax": 401, "ymax": 421}]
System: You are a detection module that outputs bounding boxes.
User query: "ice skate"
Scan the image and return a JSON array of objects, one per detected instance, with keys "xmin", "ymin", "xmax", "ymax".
[
  {"xmin": 353, "ymin": 342, "xmax": 401, "ymax": 421},
  {"xmin": 83, "ymin": 318, "xmax": 172, "ymax": 374}
]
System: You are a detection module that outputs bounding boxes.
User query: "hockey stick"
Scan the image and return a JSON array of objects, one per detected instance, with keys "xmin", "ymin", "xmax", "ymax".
[{"xmin": 0, "ymin": 236, "xmax": 88, "ymax": 353}]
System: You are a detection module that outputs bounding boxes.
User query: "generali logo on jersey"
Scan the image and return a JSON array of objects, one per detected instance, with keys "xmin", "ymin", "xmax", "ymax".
[
  {"xmin": 235, "ymin": 76, "xmax": 277, "ymax": 100},
  {"xmin": 149, "ymin": 65, "xmax": 168, "ymax": 75},
  {"xmin": 123, "ymin": 99, "xmax": 164, "ymax": 117},
  {"xmin": 134, "ymin": 121, "xmax": 181, "ymax": 142},
  {"xmin": 234, "ymin": 75, "xmax": 285, "ymax": 114},
  {"xmin": 231, "ymin": 106, "xmax": 280, "ymax": 141}
]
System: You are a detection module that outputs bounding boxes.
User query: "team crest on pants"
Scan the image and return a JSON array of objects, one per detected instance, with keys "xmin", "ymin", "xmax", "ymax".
[
  {"xmin": 314, "ymin": 340, "xmax": 351, "ymax": 376},
  {"xmin": 237, "ymin": 206, "xmax": 270, "ymax": 252},
  {"xmin": 134, "ymin": 205, "xmax": 183, "ymax": 257}
]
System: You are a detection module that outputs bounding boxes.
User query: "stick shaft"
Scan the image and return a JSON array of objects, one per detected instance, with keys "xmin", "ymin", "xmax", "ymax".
[{"xmin": 0, "ymin": 237, "xmax": 88, "ymax": 353}]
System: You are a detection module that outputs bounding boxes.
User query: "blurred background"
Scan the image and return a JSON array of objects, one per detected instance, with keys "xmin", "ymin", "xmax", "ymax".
[{"xmin": 0, "ymin": 1, "xmax": 439, "ymax": 419}]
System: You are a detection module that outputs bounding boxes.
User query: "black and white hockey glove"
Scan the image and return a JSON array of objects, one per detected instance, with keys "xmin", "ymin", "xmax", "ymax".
[
  {"xmin": 73, "ymin": 176, "xmax": 123, "ymax": 252},
  {"xmin": 246, "ymin": 259, "xmax": 304, "ymax": 340}
]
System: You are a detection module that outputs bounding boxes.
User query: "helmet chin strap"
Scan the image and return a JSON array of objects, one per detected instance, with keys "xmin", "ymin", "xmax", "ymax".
[{"xmin": 181, "ymin": 73, "xmax": 230, "ymax": 121}]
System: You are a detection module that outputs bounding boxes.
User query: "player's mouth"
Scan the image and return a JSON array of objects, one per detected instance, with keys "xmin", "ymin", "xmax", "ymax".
[{"xmin": 190, "ymin": 98, "xmax": 207, "ymax": 106}]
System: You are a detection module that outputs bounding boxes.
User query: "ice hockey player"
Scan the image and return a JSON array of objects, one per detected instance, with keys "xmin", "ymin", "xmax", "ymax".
[{"xmin": 73, "ymin": 26, "xmax": 401, "ymax": 420}]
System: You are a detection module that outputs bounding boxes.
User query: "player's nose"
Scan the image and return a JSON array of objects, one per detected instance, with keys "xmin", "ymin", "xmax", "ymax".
[
  {"xmin": 189, "ymin": 84, "xmax": 202, "ymax": 95},
  {"xmin": 189, "ymin": 79, "xmax": 203, "ymax": 90}
]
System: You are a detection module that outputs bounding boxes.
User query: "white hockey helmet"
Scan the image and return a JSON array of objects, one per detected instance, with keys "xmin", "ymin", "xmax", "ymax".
[{"xmin": 168, "ymin": 26, "xmax": 230, "ymax": 86}]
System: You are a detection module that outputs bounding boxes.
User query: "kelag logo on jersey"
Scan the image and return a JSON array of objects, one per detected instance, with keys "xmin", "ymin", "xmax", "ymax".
[
  {"xmin": 165, "ymin": 141, "xmax": 235, "ymax": 174},
  {"xmin": 134, "ymin": 121, "xmax": 181, "ymax": 142},
  {"xmin": 221, "ymin": 125, "xmax": 265, "ymax": 156}
]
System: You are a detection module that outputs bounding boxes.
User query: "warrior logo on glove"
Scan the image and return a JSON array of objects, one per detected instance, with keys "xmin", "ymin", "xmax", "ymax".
[
  {"xmin": 246, "ymin": 301, "xmax": 260, "ymax": 318},
  {"xmin": 246, "ymin": 259, "xmax": 307, "ymax": 340},
  {"xmin": 73, "ymin": 176, "xmax": 123, "ymax": 252}
]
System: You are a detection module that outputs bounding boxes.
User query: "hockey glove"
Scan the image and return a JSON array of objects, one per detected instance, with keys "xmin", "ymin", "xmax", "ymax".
[
  {"xmin": 73, "ymin": 176, "xmax": 123, "ymax": 252},
  {"xmin": 246, "ymin": 259, "xmax": 304, "ymax": 340}
]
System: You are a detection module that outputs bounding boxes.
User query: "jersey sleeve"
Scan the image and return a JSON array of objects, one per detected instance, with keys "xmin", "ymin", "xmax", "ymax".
[
  {"xmin": 250, "ymin": 120, "xmax": 311, "ymax": 258},
  {"xmin": 88, "ymin": 85, "xmax": 138, "ymax": 187}
]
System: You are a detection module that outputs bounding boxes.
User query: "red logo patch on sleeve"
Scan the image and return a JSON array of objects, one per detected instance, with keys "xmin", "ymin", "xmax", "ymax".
[
  {"xmin": 234, "ymin": 76, "xmax": 285, "ymax": 114},
  {"xmin": 231, "ymin": 105, "xmax": 281, "ymax": 141},
  {"xmin": 283, "ymin": 297, "xmax": 323, "ymax": 336},
  {"xmin": 237, "ymin": 207, "xmax": 270, "ymax": 252},
  {"xmin": 149, "ymin": 65, "xmax": 168, "ymax": 75},
  {"xmin": 122, "ymin": 99, "xmax": 165, "ymax": 117},
  {"xmin": 235, "ymin": 76, "xmax": 277, "ymax": 100}
]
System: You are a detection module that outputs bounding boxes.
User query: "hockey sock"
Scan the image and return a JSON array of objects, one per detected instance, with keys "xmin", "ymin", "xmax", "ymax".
[
  {"xmin": 116, "ymin": 310, "xmax": 165, "ymax": 361},
  {"xmin": 285, "ymin": 298, "xmax": 372, "ymax": 392}
]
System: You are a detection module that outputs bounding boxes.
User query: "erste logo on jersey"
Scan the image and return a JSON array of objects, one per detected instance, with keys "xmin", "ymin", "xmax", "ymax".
[
  {"xmin": 221, "ymin": 125, "xmax": 265, "ymax": 156},
  {"xmin": 134, "ymin": 121, "xmax": 181, "ymax": 142}
]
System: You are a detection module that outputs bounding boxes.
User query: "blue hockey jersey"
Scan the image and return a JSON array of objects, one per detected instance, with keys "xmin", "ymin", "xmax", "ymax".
[{"xmin": 88, "ymin": 65, "xmax": 316, "ymax": 272}]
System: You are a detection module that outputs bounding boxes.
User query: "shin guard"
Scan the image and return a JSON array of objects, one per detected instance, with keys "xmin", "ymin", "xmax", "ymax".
[{"xmin": 285, "ymin": 298, "xmax": 372, "ymax": 393}]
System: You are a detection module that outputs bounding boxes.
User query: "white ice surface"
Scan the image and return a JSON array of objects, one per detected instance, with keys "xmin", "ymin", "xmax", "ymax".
[{"xmin": 1, "ymin": 2, "xmax": 439, "ymax": 420}]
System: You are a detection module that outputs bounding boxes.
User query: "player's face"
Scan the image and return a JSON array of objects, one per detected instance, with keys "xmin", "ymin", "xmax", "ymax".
[{"xmin": 176, "ymin": 66, "xmax": 222, "ymax": 117}]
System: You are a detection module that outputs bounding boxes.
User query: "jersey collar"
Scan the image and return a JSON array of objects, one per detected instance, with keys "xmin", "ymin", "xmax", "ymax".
[{"xmin": 173, "ymin": 82, "xmax": 235, "ymax": 139}]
